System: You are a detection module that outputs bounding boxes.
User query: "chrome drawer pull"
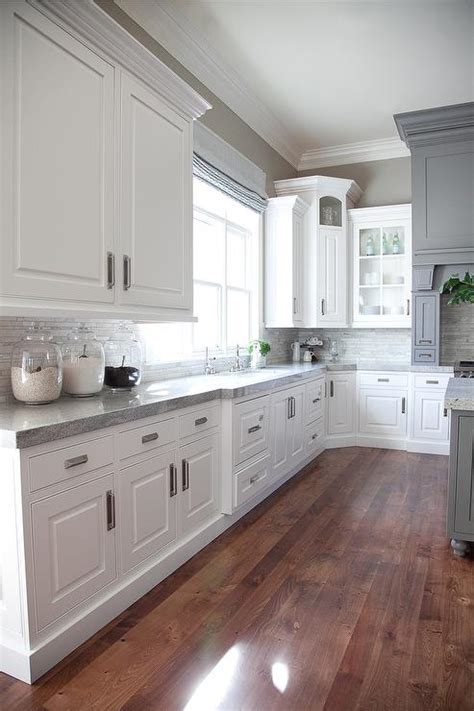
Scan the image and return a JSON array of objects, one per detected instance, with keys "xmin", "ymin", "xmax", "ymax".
[
  {"xmin": 426, "ymin": 380, "xmax": 439, "ymax": 385},
  {"xmin": 377, "ymin": 378, "xmax": 389, "ymax": 383},
  {"xmin": 123, "ymin": 254, "xmax": 131, "ymax": 290},
  {"xmin": 402, "ymin": 397, "xmax": 406, "ymax": 414},
  {"xmin": 420, "ymin": 353, "xmax": 432, "ymax": 358},
  {"xmin": 195, "ymin": 416, "xmax": 208, "ymax": 426},
  {"xmin": 249, "ymin": 474, "xmax": 261, "ymax": 484},
  {"xmin": 64, "ymin": 454, "xmax": 88, "ymax": 469},
  {"xmin": 248, "ymin": 424, "xmax": 262, "ymax": 434},
  {"xmin": 169, "ymin": 463, "xmax": 177, "ymax": 497},
  {"xmin": 106, "ymin": 252, "xmax": 115, "ymax": 289},
  {"xmin": 419, "ymin": 339, "xmax": 432, "ymax": 344},
  {"xmin": 106, "ymin": 490, "xmax": 115, "ymax": 531},
  {"xmin": 182, "ymin": 459, "xmax": 190, "ymax": 491},
  {"xmin": 312, "ymin": 397, "xmax": 321, "ymax": 404},
  {"xmin": 444, "ymin": 408, "xmax": 448, "ymax": 418},
  {"xmin": 142, "ymin": 432, "xmax": 159, "ymax": 444},
  {"xmin": 311, "ymin": 433, "xmax": 319, "ymax": 440}
]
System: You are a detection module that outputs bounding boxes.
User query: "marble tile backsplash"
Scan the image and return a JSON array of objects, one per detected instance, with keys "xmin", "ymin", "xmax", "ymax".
[
  {"xmin": 0, "ymin": 318, "xmax": 297, "ymax": 402},
  {"xmin": 298, "ymin": 328, "xmax": 412, "ymax": 364},
  {"xmin": 440, "ymin": 297, "xmax": 474, "ymax": 364}
]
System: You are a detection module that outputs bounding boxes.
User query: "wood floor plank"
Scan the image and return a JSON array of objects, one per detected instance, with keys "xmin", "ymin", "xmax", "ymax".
[{"xmin": 1, "ymin": 448, "xmax": 472, "ymax": 711}]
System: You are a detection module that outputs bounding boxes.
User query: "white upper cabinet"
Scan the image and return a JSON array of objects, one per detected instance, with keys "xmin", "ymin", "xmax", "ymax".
[
  {"xmin": 264, "ymin": 196, "xmax": 307, "ymax": 327},
  {"xmin": 0, "ymin": 0, "xmax": 210, "ymax": 320},
  {"xmin": 0, "ymin": 2, "xmax": 115, "ymax": 305},
  {"xmin": 349, "ymin": 204, "xmax": 412, "ymax": 328},
  {"xmin": 272, "ymin": 175, "xmax": 361, "ymax": 329},
  {"xmin": 119, "ymin": 73, "xmax": 193, "ymax": 312}
]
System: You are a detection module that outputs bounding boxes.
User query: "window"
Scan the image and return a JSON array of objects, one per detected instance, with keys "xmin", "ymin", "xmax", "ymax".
[{"xmin": 140, "ymin": 178, "xmax": 260, "ymax": 363}]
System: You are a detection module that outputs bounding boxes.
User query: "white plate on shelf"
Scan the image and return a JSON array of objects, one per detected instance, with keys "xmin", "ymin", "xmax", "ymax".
[{"xmin": 361, "ymin": 305, "xmax": 380, "ymax": 315}]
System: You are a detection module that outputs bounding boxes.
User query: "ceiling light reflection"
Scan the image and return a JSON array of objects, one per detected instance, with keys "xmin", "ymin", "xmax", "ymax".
[
  {"xmin": 271, "ymin": 661, "xmax": 289, "ymax": 693},
  {"xmin": 183, "ymin": 646, "xmax": 240, "ymax": 711}
]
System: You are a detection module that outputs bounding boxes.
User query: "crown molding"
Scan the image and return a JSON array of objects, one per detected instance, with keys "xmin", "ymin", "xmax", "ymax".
[
  {"xmin": 298, "ymin": 137, "xmax": 410, "ymax": 170},
  {"xmin": 115, "ymin": 0, "xmax": 302, "ymax": 168},
  {"xmin": 30, "ymin": 0, "xmax": 211, "ymax": 119},
  {"xmin": 394, "ymin": 102, "xmax": 474, "ymax": 148},
  {"xmin": 274, "ymin": 175, "xmax": 362, "ymax": 204}
]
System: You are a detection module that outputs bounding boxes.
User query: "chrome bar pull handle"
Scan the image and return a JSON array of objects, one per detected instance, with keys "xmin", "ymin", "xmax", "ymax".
[
  {"xmin": 426, "ymin": 380, "xmax": 439, "ymax": 385},
  {"xmin": 106, "ymin": 490, "xmax": 116, "ymax": 531},
  {"xmin": 407, "ymin": 298, "xmax": 410, "ymax": 316},
  {"xmin": 419, "ymin": 339, "xmax": 432, "ymax": 344},
  {"xmin": 107, "ymin": 252, "xmax": 115, "ymax": 289},
  {"xmin": 123, "ymin": 255, "xmax": 131, "ymax": 290},
  {"xmin": 248, "ymin": 424, "xmax": 262, "ymax": 434},
  {"xmin": 142, "ymin": 432, "xmax": 159, "ymax": 444},
  {"xmin": 195, "ymin": 416, "xmax": 208, "ymax": 426},
  {"xmin": 378, "ymin": 378, "xmax": 389, "ymax": 383},
  {"xmin": 401, "ymin": 397, "xmax": 406, "ymax": 414},
  {"xmin": 293, "ymin": 297, "xmax": 297, "ymax": 315},
  {"xmin": 321, "ymin": 298, "xmax": 325, "ymax": 316},
  {"xmin": 64, "ymin": 454, "xmax": 88, "ymax": 469},
  {"xmin": 287, "ymin": 397, "xmax": 292, "ymax": 420},
  {"xmin": 170, "ymin": 464, "xmax": 177, "ymax": 497},
  {"xmin": 330, "ymin": 380, "xmax": 334, "ymax": 398},
  {"xmin": 182, "ymin": 459, "xmax": 190, "ymax": 491},
  {"xmin": 249, "ymin": 474, "xmax": 260, "ymax": 485}
]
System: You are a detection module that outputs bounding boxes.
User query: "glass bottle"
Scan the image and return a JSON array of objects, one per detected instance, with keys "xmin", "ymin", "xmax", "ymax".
[
  {"xmin": 11, "ymin": 323, "xmax": 63, "ymax": 405},
  {"xmin": 62, "ymin": 324, "xmax": 105, "ymax": 397},
  {"xmin": 392, "ymin": 233, "xmax": 401, "ymax": 254},
  {"xmin": 382, "ymin": 232, "xmax": 390, "ymax": 255},
  {"xmin": 366, "ymin": 236, "xmax": 375, "ymax": 256},
  {"xmin": 104, "ymin": 324, "xmax": 143, "ymax": 390}
]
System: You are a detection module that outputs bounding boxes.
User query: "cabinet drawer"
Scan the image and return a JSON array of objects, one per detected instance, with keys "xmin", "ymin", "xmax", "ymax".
[
  {"xmin": 305, "ymin": 419, "xmax": 325, "ymax": 457},
  {"xmin": 305, "ymin": 378, "xmax": 324, "ymax": 425},
  {"xmin": 359, "ymin": 372, "xmax": 409, "ymax": 388},
  {"xmin": 119, "ymin": 418, "xmax": 177, "ymax": 461},
  {"xmin": 413, "ymin": 348, "xmax": 436, "ymax": 363},
  {"xmin": 414, "ymin": 373, "xmax": 451, "ymax": 390},
  {"xmin": 29, "ymin": 435, "xmax": 114, "ymax": 492},
  {"xmin": 233, "ymin": 395, "xmax": 270, "ymax": 467},
  {"xmin": 179, "ymin": 405, "xmax": 219, "ymax": 440},
  {"xmin": 234, "ymin": 454, "xmax": 272, "ymax": 509}
]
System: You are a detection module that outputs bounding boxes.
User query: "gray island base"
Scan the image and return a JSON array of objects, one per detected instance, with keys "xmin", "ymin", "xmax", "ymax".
[{"xmin": 444, "ymin": 379, "xmax": 474, "ymax": 557}]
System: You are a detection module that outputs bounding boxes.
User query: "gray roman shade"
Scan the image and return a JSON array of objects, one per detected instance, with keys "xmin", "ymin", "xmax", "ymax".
[{"xmin": 193, "ymin": 122, "xmax": 267, "ymax": 213}]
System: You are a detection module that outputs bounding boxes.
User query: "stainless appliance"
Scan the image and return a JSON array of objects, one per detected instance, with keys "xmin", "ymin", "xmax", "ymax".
[{"xmin": 454, "ymin": 361, "xmax": 474, "ymax": 378}]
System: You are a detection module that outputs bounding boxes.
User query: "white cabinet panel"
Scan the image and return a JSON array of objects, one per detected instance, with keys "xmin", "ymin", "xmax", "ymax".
[
  {"xmin": 359, "ymin": 388, "xmax": 407, "ymax": 437},
  {"xmin": 31, "ymin": 475, "xmax": 116, "ymax": 630},
  {"xmin": 234, "ymin": 454, "xmax": 272, "ymax": 509},
  {"xmin": 119, "ymin": 452, "xmax": 178, "ymax": 572},
  {"xmin": 270, "ymin": 389, "xmax": 292, "ymax": 478},
  {"xmin": 413, "ymin": 391, "xmax": 449, "ymax": 441},
  {"xmin": 233, "ymin": 395, "xmax": 270, "ymax": 468},
  {"xmin": 318, "ymin": 228, "xmax": 347, "ymax": 326},
  {"xmin": 179, "ymin": 433, "xmax": 219, "ymax": 536},
  {"xmin": 327, "ymin": 373, "xmax": 355, "ymax": 435},
  {"xmin": 119, "ymin": 73, "xmax": 193, "ymax": 312},
  {"xmin": 304, "ymin": 418, "xmax": 325, "ymax": 458},
  {"xmin": 1, "ymin": 3, "xmax": 115, "ymax": 303}
]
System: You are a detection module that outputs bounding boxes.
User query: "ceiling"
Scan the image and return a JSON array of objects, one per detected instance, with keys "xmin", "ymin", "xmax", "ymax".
[{"xmin": 116, "ymin": 0, "xmax": 474, "ymax": 168}]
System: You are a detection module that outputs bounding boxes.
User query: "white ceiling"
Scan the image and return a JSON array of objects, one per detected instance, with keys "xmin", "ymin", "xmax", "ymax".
[{"xmin": 116, "ymin": 0, "xmax": 474, "ymax": 168}]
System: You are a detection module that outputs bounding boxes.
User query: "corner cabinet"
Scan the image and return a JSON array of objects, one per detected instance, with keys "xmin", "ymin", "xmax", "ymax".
[
  {"xmin": 349, "ymin": 204, "xmax": 412, "ymax": 328},
  {"xmin": 271, "ymin": 175, "xmax": 362, "ymax": 329},
  {"xmin": 0, "ymin": 0, "xmax": 210, "ymax": 321}
]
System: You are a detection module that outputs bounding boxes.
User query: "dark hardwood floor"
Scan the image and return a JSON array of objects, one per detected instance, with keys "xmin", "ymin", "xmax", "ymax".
[{"xmin": 2, "ymin": 447, "xmax": 473, "ymax": 710}]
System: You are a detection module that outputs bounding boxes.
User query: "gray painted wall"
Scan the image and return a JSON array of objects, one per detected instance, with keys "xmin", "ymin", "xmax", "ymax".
[
  {"xmin": 95, "ymin": 0, "xmax": 297, "ymax": 196},
  {"xmin": 299, "ymin": 157, "xmax": 411, "ymax": 208}
]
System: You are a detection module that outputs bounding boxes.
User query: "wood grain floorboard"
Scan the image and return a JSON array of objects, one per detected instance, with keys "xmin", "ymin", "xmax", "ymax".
[{"xmin": 2, "ymin": 447, "xmax": 473, "ymax": 711}]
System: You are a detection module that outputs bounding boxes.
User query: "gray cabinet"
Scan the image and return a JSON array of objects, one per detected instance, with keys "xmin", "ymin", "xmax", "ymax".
[
  {"xmin": 447, "ymin": 411, "xmax": 474, "ymax": 555},
  {"xmin": 395, "ymin": 102, "xmax": 474, "ymax": 266},
  {"xmin": 412, "ymin": 292, "xmax": 439, "ymax": 365}
]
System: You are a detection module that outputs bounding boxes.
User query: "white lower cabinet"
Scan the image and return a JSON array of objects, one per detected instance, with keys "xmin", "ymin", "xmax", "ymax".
[
  {"xmin": 412, "ymin": 391, "xmax": 449, "ymax": 441},
  {"xmin": 179, "ymin": 433, "xmax": 219, "ymax": 537},
  {"xmin": 232, "ymin": 395, "xmax": 270, "ymax": 467},
  {"xmin": 31, "ymin": 474, "xmax": 117, "ymax": 630},
  {"xmin": 358, "ymin": 388, "xmax": 407, "ymax": 437},
  {"xmin": 234, "ymin": 454, "xmax": 272, "ymax": 508},
  {"xmin": 270, "ymin": 384, "xmax": 306, "ymax": 479},
  {"xmin": 119, "ymin": 451, "xmax": 178, "ymax": 573},
  {"xmin": 327, "ymin": 372, "xmax": 356, "ymax": 436}
]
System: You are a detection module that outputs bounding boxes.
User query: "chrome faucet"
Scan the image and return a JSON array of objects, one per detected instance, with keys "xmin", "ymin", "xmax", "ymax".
[
  {"xmin": 204, "ymin": 346, "xmax": 216, "ymax": 375},
  {"xmin": 231, "ymin": 343, "xmax": 244, "ymax": 372}
]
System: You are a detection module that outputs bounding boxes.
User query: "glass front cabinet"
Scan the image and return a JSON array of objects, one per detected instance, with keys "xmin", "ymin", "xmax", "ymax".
[{"xmin": 349, "ymin": 204, "xmax": 411, "ymax": 327}]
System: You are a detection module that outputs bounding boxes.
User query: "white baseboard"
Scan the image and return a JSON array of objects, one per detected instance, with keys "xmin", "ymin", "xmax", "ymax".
[
  {"xmin": 406, "ymin": 439, "xmax": 450, "ymax": 455},
  {"xmin": 356, "ymin": 435, "xmax": 407, "ymax": 451},
  {"xmin": 325, "ymin": 435, "xmax": 356, "ymax": 449}
]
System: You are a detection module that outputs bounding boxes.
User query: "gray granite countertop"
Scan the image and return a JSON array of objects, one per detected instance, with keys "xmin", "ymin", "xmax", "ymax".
[
  {"xmin": 0, "ymin": 361, "xmax": 454, "ymax": 449},
  {"xmin": 444, "ymin": 378, "xmax": 474, "ymax": 412}
]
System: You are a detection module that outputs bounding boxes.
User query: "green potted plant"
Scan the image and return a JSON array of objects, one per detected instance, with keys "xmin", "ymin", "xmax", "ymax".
[
  {"xmin": 440, "ymin": 272, "xmax": 474, "ymax": 304},
  {"xmin": 248, "ymin": 339, "xmax": 271, "ymax": 368}
]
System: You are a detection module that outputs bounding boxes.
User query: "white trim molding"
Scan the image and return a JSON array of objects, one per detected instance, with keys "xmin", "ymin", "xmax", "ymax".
[
  {"xmin": 115, "ymin": 0, "xmax": 302, "ymax": 168},
  {"xmin": 298, "ymin": 137, "xmax": 410, "ymax": 170}
]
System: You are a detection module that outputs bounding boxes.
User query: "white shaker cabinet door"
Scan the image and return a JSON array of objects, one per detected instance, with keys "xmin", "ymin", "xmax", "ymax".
[
  {"xmin": 0, "ymin": 2, "xmax": 115, "ymax": 304},
  {"xmin": 318, "ymin": 229, "xmax": 347, "ymax": 326},
  {"xmin": 119, "ymin": 452, "xmax": 178, "ymax": 573},
  {"xmin": 359, "ymin": 388, "xmax": 407, "ymax": 437},
  {"xmin": 288, "ymin": 385, "xmax": 306, "ymax": 468},
  {"xmin": 31, "ymin": 475, "xmax": 116, "ymax": 631},
  {"xmin": 270, "ymin": 388, "xmax": 292, "ymax": 479},
  {"xmin": 327, "ymin": 373, "xmax": 355, "ymax": 435},
  {"xmin": 413, "ymin": 390, "xmax": 449, "ymax": 441},
  {"xmin": 179, "ymin": 433, "xmax": 219, "ymax": 537},
  {"xmin": 119, "ymin": 73, "xmax": 193, "ymax": 312}
]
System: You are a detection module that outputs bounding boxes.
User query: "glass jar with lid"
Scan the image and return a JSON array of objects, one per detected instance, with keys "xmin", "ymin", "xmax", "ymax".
[
  {"xmin": 61, "ymin": 324, "xmax": 105, "ymax": 397},
  {"xmin": 104, "ymin": 324, "xmax": 142, "ymax": 390},
  {"xmin": 11, "ymin": 323, "xmax": 63, "ymax": 405}
]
